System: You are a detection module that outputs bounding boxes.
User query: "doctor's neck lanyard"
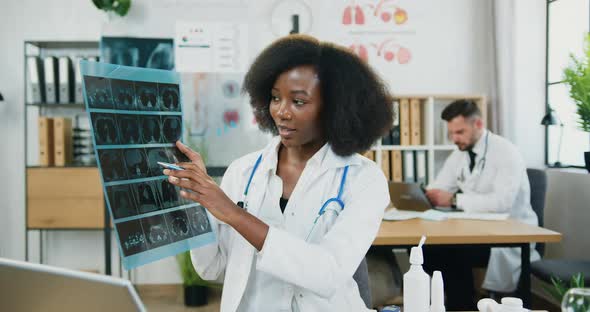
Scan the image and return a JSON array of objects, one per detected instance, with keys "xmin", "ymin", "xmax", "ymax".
[{"xmin": 236, "ymin": 154, "xmax": 350, "ymax": 239}]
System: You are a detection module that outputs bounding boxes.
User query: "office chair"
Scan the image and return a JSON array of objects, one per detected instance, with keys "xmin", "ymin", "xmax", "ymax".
[
  {"xmin": 527, "ymin": 168, "xmax": 547, "ymax": 256},
  {"xmin": 528, "ymin": 168, "xmax": 590, "ymax": 287},
  {"xmin": 353, "ymin": 257, "xmax": 373, "ymax": 308}
]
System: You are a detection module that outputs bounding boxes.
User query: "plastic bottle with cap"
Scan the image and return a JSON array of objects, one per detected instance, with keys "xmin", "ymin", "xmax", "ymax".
[
  {"xmin": 403, "ymin": 235, "xmax": 430, "ymax": 312},
  {"xmin": 500, "ymin": 297, "xmax": 526, "ymax": 312},
  {"xmin": 430, "ymin": 271, "xmax": 445, "ymax": 312},
  {"xmin": 476, "ymin": 297, "xmax": 527, "ymax": 312}
]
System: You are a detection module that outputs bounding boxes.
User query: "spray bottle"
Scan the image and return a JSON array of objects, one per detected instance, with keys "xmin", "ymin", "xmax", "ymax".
[{"xmin": 403, "ymin": 235, "xmax": 430, "ymax": 312}]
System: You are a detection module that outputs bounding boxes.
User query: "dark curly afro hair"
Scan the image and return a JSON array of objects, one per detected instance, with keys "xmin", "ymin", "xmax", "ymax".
[{"xmin": 243, "ymin": 34, "xmax": 393, "ymax": 156}]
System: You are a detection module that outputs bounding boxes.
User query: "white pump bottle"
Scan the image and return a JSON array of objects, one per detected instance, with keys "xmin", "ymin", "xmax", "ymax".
[{"xmin": 403, "ymin": 236, "xmax": 430, "ymax": 312}]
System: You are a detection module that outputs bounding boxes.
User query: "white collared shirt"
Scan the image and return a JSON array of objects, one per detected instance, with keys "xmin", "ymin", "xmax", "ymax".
[{"xmin": 191, "ymin": 137, "xmax": 390, "ymax": 312}]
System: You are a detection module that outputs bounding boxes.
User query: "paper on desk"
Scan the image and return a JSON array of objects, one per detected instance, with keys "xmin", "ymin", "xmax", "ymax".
[
  {"xmin": 383, "ymin": 208, "xmax": 509, "ymax": 221},
  {"xmin": 440, "ymin": 211, "xmax": 509, "ymax": 220},
  {"xmin": 383, "ymin": 209, "xmax": 422, "ymax": 221}
]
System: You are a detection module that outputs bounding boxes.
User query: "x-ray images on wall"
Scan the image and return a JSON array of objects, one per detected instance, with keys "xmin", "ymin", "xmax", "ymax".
[
  {"xmin": 101, "ymin": 37, "xmax": 174, "ymax": 70},
  {"xmin": 80, "ymin": 60, "xmax": 215, "ymax": 269}
]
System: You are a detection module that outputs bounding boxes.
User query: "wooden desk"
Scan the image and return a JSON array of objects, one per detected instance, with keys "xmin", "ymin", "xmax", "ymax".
[{"xmin": 373, "ymin": 219, "xmax": 562, "ymax": 308}]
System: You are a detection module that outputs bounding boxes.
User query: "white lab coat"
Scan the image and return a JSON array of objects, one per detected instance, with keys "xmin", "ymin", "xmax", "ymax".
[
  {"xmin": 191, "ymin": 137, "xmax": 390, "ymax": 311},
  {"xmin": 429, "ymin": 130, "xmax": 540, "ymax": 292}
]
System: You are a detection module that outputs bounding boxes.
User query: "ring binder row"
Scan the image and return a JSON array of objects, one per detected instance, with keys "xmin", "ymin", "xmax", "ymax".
[
  {"xmin": 381, "ymin": 98, "xmax": 423, "ymax": 146},
  {"xmin": 38, "ymin": 116, "xmax": 95, "ymax": 166},
  {"xmin": 363, "ymin": 150, "xmax": 428, "ymax": 185},
  {"xmin": 26, "ymin": 55, "xmax": 99, "ymax": 104}
]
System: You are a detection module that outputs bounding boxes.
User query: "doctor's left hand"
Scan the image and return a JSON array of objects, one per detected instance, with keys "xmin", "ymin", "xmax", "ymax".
[{"xmin": 164, "ymin": 163, "xmax": 238, "ymax": 224}]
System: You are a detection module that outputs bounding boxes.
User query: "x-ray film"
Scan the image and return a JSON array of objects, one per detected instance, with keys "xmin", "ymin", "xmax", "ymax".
[{"xmin": 81, "ymin": 60, "xmax": 215, "ymax": 270}]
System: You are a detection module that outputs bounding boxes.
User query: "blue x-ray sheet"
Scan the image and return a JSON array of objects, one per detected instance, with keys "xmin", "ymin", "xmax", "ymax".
[{"xmin": 80, "ymin": 60, "xmax": 216, "ymax": 270}]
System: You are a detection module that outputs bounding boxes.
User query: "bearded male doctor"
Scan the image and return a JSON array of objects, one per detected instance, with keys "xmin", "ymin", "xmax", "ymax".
[{"xmin": 424, "ymin": 99, "xmax": 540, "ymax": 311}]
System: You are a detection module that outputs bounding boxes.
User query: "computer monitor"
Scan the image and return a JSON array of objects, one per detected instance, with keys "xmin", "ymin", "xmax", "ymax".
[{"xmin": 0, "ymin": 257, "xmax": 146, "ymax": 312}]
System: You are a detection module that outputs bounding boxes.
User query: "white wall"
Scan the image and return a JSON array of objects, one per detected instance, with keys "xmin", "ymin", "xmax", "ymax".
[{"xmin": 0, "ymin": 0, "xmax": 547, "ymax": 284}]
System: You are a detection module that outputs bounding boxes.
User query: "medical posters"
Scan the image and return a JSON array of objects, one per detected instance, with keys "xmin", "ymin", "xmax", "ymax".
[
  {"xmin": 174, "ymin": 21, "xmax": 248, "ymax": 73},
  {"xmin": 80, "ymin": 60, "xmax": 215, "ymax": 269}
]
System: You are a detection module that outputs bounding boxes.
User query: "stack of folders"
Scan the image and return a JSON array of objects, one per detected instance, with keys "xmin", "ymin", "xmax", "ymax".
[
  {"xmin": 26, "ymin": 55, "xmax": 98, "ymax": 104},
  {"xmin": 381, "ymin": 98, "xmax": 423, "ymax": 146},
  {"xmin": 73, "ymin": 127, "xmax": 96, "ymax": 165},
  {"xmin": 379, "ymin": 150, "xmax": 427, "ymax": 185},
  {"xmin": 377, "ymin": 97, "xmax": 426, "ymax": 184},
  {"xmin": 38, "ymin": 117, "xmax": 74, "ymax": 166}
]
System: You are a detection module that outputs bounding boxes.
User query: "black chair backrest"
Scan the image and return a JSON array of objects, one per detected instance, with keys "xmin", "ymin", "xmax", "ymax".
[
  {"xmin": 526, "ymin": 168, "xmax": 547, "ymax": 257},
  {"xmin": 353, "ymin": 257, "xmax": 372, "ymax": 308}
]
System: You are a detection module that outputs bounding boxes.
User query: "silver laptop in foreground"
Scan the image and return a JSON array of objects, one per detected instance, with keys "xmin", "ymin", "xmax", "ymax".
[
  {"xmin": 0, "ymin": 257, "xmax": 146, "ymax": 312},
  {"xmin": 389, "ymin": 181, "xmax": 459, "ymax": 212}
]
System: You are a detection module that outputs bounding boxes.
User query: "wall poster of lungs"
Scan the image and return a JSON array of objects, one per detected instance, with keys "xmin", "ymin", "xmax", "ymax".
[{"xmin": 326, "ymin": 0, "xmax": 418, "ymax": 69}]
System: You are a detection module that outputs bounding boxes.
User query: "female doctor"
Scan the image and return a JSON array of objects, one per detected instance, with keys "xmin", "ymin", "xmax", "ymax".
[{"xmin": 164, "ymin": 35, "xmax": 394, "ymax": 311}]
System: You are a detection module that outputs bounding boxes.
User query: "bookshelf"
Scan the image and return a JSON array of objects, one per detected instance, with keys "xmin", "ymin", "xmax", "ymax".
[
  {"xmin": 365, "ymin": 94, "xmax": 487, "ymax": 185},
  {"xmin": 22, "ymin": 41, "xmax": 114, "ymax": 274}
]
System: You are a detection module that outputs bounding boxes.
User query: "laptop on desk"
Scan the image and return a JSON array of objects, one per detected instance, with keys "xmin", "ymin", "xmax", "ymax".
[
  {"xmin": 388, "ymin": 181, "xmax": 461, "ymax": 212},
  {"xmin": 0, "ymin": 257, "xmax": 146, "ymax": 312}
]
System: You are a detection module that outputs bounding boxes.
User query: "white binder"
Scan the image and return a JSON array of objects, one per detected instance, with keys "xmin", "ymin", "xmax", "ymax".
[
  {"xmin": 58, "ymin": 56, "xmax": 73, "ymax": 104},
  {"xmin": 403, "ymin": 150, "xmax": 415, "ymax": 183},
  {"xmin": 416, "ymin": 150, "xmax": 427, "ymax": 185},
  {"xmin": 74, "ymin": 57, "xmax": 84, "ymax": 103},
  {"xmin": 44, "ymin": 56, "xmax": 58, "ymax": 103},
  {"xmin": 26, "ymin": 56, "xmax": 44, "ymax": 103}
]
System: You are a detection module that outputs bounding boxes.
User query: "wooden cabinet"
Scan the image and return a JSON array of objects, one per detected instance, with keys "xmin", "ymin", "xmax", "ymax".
[{"xmin": 26, "ymin": 167, "xmax": 104, "ymax": 229}]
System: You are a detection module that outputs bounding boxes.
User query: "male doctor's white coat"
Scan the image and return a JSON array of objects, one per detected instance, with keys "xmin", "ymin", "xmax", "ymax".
[
  {"xmin": 191, "ymin": 137, "xmax": 390, "ymax": 311},
  {"xmin": 429, "ymin": 130, "xmax": 540, "ymax": 292}
]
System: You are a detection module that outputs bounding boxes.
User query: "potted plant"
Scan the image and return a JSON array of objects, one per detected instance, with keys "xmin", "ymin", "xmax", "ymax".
[
  {"xmin": 563, "ymin": 34, "xmax": 590, "ymax": 172},
  {"xmin": 176, "ymin": 251, "xmax": 214, "ymax": 306},
  {"xmin": 543, "ymin": 273, "xmax": 585, "ymax": 305},
  {"xmin": 92, "ymin": 0, "xmax": 132, "ymax": 17}
]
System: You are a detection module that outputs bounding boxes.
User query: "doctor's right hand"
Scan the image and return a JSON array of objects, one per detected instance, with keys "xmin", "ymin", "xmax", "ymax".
[
  {"xmin": 175, "ymin": 141, "xmax": 207, "ymax": 175},
  {"xmin": 165, "ymin": 162, "xmax": 238, "ymax": 224},
  {"xmin": 425, "ymin": 189, "xmax": 453, "ymax": 207}
]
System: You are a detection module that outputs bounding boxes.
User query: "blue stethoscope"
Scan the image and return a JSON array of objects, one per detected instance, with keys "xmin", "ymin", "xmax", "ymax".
[
  {"xmin": 457, "ymin": 131, "xmax": 489, "ymax": 184},
  {"xmin": 236, "ymin": 154, "xmax": 350, "ymax": 241}
]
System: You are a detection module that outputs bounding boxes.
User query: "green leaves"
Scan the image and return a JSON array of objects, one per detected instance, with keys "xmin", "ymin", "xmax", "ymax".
[
  {"xmin": 563, "ymin": 34, "xmax": 590, "ymax": 132},
  {"xmin": 542, "ymin": 272, "xmax": 585, "ymax": 303},
  {"xmin": 176, "ymin": 251, "xmax": 222, "ymax": 288},
  {"xmin": 176, "ymin": 251, "xmax": 206, "ymax": 287},
  {"xmin": 92, "ymin": 0, "xmax": 131, "ymax": 17}
]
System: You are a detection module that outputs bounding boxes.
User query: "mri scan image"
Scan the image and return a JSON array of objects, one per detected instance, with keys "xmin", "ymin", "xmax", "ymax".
[
  {"xmin": 91, "ymin": 113, "xmax": 120, "ymax": 145},
  {"xmin": 98, "ymin": 149, "xmax": 128, "ymax": 182},
  {"xmin": 140, "ymin": 116, "xmax": 162, "ymax": 144},
  {"xmin": 164, "ymin": 209, "xmax": 191, "ymax": 242},
  {"xmin": 157, "ymin": 179, "xmax": 183, "ymax": 208},
  {"xmin": 165, "ymin": 147, "xmax": 190, "ymax": 164},
  {"xmin": 146, "ymin": 148, "xmax": 170, "ymax": 177},
  {"xmin": 117, "ymin": 115, "xmax": 141, "ymax": 145},
  {"xmin": 136, "ymin": 82, "xmax": 159, "ymax": 110},
  {"xmin": 162, "ymin": 116, "xmax": 182, "ymax": 143},
  {"xmin": 146, "ymin": 43, "xmax": 174, "ymax": 70},
  {"xmin": 111, "ymin": 79, "xmax": 136, "ymax": 110},
  {"xmin": 107, "ymin": 184, "xmax": 138, "ymax": 219},
  {"xmin": 140, "ymin": 214, "xmax": 171, "ymax": 249},
  {"xmin": 124, "ymin": 148, "xmax": 151, "ymax": 179},
  {"xmin": 158, "ymin": 83, "xmax": 180, "ymax": 111},
  {"xmin": 100, "ymin": 37, "xmax": 174, "ymax": 70},
  {"xmin": 84, "ymin": 76, "xmax": 114, "ymax": 109},
  {"xmin": 132, "ymin": 181, "xmax": 161, "ymax": 213},
  {"xmin": 116, "ymin": 219, "xmax": 147, "ymax": 256},
  {"xmin": 186, "ymin": 205, "xmax": 211, "ymax": 236}
]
